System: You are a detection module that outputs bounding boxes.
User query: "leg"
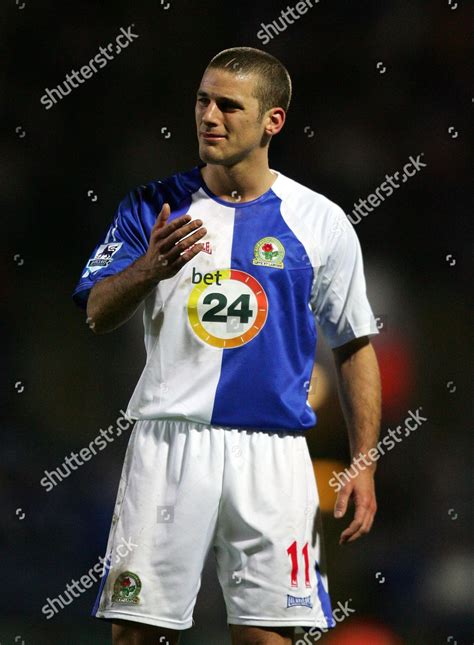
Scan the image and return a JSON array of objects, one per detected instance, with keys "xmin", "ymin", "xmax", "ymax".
[
  {"xmin": 93, "ymin": 420, "xmax": 223, "ymax": 635},
  {"xmin": 216, "ymin": 430, "xmax": 334, "ymax": 639},
  {"xmin": 112, "ymin": 619, "xmax": 180, "ymax": 644},
  {"xmin": 229, "ymin": 624, "xmax": 295, "ymax": 645}
]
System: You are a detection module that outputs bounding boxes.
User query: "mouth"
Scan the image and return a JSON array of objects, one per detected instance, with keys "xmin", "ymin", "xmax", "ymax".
[{"xmin": 201, "ymin": 132, "xmax": 226, "ymax": 141}]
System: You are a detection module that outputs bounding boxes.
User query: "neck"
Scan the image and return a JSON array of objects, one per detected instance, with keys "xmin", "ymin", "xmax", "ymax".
[{"xmin": 200, "ymin": 161, "xmax": 277, "ymax": 203}]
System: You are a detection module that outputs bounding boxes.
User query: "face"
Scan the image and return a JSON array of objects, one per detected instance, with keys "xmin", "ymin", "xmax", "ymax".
[{"xmin": 195, "ymin": 67, "xmax": 277, "ymax": 166}]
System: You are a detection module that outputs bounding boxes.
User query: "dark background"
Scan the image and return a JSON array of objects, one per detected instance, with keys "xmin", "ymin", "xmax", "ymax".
[{"xmin": 2, "ymin": 1, "xmax": 472, "ymax": 643}]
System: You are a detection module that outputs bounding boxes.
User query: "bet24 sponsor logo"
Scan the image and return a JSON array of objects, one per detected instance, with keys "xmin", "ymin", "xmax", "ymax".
[
  {"xmin": 192, "ymin": 267, "xmax": 251, "ymax": 327},
  {"xmin": 188, "ymin": 267, "xmax": 268, "ymax": 348}
]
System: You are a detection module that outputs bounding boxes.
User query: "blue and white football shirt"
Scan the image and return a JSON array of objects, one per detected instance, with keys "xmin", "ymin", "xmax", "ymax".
[{"xmin": 73, "ymin": 165, "xmax": 378, "ymax": 432}]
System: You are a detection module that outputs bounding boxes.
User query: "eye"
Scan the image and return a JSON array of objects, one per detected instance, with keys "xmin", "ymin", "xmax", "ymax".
[{"xmin": 219, "ymin": 102, "xmax": 238, "ymax": 112}]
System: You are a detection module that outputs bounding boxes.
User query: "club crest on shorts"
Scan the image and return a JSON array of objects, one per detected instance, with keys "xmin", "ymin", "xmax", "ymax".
[
  {"xmin": 286, "ymin": 594, "xmax": 313, "ymax": 609},
  {"xmin": 252, "ymin": 237, "xmax": 285, "ymax": 269},
  {"xmin": 112, "ymin": 571, "xmax": 142, "ymax": 604}
]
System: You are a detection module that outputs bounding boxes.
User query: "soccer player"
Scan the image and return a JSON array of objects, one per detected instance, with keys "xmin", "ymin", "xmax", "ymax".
[{"xmin": 73, "ymin": 47, "xmax": 381, "ymax": 645}]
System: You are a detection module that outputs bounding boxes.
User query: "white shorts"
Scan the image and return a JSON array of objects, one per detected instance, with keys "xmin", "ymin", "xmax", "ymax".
[{"xmin": 92, "ymin": 418, "xmax": 335, "ymax": 631}]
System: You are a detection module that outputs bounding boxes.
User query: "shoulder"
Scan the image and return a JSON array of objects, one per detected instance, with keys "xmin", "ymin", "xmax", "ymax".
[
  {"xmin": 273, "ymin": 171, "xmax": 348, "ymax": 229},
  {"xmin": 110, "ymin": 166, "xmax": 201, "ymax": 217},
  {"xmin": 128, "ymin": 165, "xmax": 203, "ymax": 212},
  {"xmin": 271, "ymin": 171, "xmax": 352, "ymax": 261}
]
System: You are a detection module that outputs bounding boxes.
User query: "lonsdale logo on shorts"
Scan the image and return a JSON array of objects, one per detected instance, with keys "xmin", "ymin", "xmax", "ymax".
[
  {"xmin": 187, "ymin": 267, "xmax": 268, "ymax": 348},
  {"xmin": 112, "ymin": 571, "xmax": 142, "ymax": 605},
  {"xmin": 252, "ymin": 237, "xmax": 285, "ymax": 269},
  {"xmin": 286, "ymin": 594, "xmax": 313, "ymax": 609}
]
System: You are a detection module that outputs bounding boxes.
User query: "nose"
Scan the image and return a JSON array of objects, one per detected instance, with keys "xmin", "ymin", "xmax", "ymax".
[{"xmin": 202, "ymin": 100, "xmax": 220, "ymax": 125}]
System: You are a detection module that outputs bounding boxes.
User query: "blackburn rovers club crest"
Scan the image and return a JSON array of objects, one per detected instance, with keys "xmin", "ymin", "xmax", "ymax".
[
  {"xmin": 252, "ymin": 237, "xmax": 285, "ymax": 269},
  {"xmin": 112, "ymin": 571, "xmax": 141, "ymax": 604}
]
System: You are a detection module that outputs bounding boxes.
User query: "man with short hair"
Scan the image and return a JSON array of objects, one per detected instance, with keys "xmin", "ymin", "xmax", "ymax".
[{"xmin": 73, "ymin": 46, "xmax": 381, "ymax": 645}]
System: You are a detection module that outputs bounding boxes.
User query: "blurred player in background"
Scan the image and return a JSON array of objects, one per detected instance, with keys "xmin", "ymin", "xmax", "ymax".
[{"xmin": 73, "ymin": 47, "xmax": 381, "ymax": 645}]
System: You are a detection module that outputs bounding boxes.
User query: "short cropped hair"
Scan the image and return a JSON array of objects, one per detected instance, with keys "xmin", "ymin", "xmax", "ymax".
[{"xmin": 206, "ymin": 47, "xmax": 292, "ymax": 120}]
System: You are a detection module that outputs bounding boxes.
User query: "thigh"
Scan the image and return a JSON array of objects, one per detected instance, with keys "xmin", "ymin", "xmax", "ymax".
[
  {"xmin": 229, "ymin": 623, "xmax": 295, "ymax": 644},
  {"xmin": 112, "ymin": 618, "xmax": 180, "ymax": 644},
  {"xmin": 94, "ymin": 419, "xmax": 225, "ymax": 630},
  {"xmin": 216, "ymin": 429, "xmax": 335, "ymax": 631}
]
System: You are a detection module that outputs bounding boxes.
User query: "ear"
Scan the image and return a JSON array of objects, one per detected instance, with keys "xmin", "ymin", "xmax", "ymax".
[{"xmin": 264, "ymin": 107, "xmax": 286, "ymax": 136}]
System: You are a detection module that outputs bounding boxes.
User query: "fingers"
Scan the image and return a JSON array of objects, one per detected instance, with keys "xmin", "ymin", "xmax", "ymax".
[
  {"xmin": 147, "ymin": 203, "xmax": 208, "ymax": 274},
  {"xmin": 173, "ymin": 240, "xmax": 206, "ymax": 270},
  {"xmin": 154, "ymin": 202, "xmax": 171, "ymax": 230},
  {"xmin": 152, "ymin": 209, "xmax": 193, "ymax": 240},
  {"xmin": 338, "ymin": 498, "xmax": 377, "ymax": 544},
  {"xmin": 159, "ymin": 218, "xmax": 206, "ymax": 253},
  {"xmin": 343, "ymin": 509, "xmax": 375, "ymax": 543},
  {"xmin": 151, "ymin": 204, "xmax": 192, "ymax": 241},
  {"xmin": 339, "ymin": 502, "xmax": 370, "ymax": 544},
  {"xmin": 335, "ymin": 481, "xmax": 377, "ymax": 545},
  {"xmin": 150, "ymin": 205, "xmax": 206, "ymax": 253},
  {"xmin": 165, "ymin": 226, "xmax": 207, "ymax": 263},
  {"xmin": 334, "ymin": 487, "xmax": 351, "ymax": 519}
]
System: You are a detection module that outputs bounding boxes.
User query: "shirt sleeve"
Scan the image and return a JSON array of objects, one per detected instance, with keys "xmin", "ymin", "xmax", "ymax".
[
  {"xmin": 72, "ymin": 190, "xmax": 149, "ymax": 310},
  {"xmin": 310, "ymin": 206, "xmax": 379, "ymax": 349}
]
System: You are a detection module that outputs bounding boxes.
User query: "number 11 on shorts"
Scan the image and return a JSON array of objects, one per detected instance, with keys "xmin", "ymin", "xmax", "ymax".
[{"xmin": 287, "ymin": 540, "xmax": 311, "ymax": 588}]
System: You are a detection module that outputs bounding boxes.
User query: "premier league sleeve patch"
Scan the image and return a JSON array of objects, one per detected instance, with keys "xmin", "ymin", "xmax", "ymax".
[{"xmin": 86, "ymin": 242, "xmax": 123, "ymax": 273}]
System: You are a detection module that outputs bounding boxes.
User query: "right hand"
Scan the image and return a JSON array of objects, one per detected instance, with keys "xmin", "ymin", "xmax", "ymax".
[{"xmin": 143, "ymin": 202, "xmax": 207, "ymax": 281}]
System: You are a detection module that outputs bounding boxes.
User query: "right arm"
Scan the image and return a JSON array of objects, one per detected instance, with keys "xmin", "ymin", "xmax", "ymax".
[{"xmin": 86, "ymin": 203, "xmax": 207, "ymax": 334}]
